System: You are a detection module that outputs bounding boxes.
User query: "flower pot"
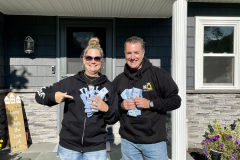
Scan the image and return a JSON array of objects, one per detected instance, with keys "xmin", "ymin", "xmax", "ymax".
[{"xmin": 211, "ymin": 150, "xmax": 222, "ymax": 160}]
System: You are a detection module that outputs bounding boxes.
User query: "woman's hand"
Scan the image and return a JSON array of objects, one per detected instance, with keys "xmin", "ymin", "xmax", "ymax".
[
  {"xmin": 55, "ymin": 92, "xmax": 73, "ymax": 103},
  {"xmin": 89, "ymin": 95, "xmax": 109, "ymax": 112}
]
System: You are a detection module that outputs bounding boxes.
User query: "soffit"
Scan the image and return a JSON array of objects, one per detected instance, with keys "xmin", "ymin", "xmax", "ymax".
[{"xmin": 0, "ymin": 0, "xmax": 172, "ymax": 18}]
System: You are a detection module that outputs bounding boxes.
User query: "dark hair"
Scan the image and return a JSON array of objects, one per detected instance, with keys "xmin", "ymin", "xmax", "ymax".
[{"xmin": 124, "ymin": 36, "xmax": 145, "ymax": 50}]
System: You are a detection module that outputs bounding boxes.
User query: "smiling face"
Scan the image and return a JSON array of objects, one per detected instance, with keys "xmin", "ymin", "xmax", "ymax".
[
  {"xmin": 124, "ymin": 42, "xmax": 145, "ymax": 71},
  {"xmin": 83, "ymin": 49, "xmax": 103, "ymax": 77}
]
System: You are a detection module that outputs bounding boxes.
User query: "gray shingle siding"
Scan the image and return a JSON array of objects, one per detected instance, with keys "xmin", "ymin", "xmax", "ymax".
[
  {"xmin": 5, "ymin": 15, "xmax": 57, "ymax": 89},
  {"xmin": 187, "ymin": 3, "xmax": 240, "ymax": 90},
  {"xmin": 116, "ymin": 18, "xmax": 172, "ymax": 74}
]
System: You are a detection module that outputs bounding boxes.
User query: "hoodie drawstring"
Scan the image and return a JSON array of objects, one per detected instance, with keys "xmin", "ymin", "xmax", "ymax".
[{"xmin": 137, "ymin": 69, "xmax": 143, "ymax": 79}]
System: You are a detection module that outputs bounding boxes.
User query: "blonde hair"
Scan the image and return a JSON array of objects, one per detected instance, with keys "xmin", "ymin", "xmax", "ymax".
[{"xmin": 82, "ymin": 37, "xmax": 104, "ymax": 57}]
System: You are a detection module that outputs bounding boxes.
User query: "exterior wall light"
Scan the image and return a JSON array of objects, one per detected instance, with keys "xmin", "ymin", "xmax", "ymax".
[{"xmin": 24, "ymin": 36, "xmax": 34, "ymax": 54}]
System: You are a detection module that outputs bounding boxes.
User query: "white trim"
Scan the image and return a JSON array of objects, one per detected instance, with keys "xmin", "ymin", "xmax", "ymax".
[
  {"xmin": 195, "ymin": 16, "xmax": 240, "ymax": 90},
  {"xmin": 171, "ymin": 0, "xmax": 187, "ymax": 159}
]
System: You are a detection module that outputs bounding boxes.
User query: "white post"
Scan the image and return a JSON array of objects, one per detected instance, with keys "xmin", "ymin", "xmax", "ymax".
[{"xmin": 171, "ymin": 0, "xmax": 187, "ymax": 160}]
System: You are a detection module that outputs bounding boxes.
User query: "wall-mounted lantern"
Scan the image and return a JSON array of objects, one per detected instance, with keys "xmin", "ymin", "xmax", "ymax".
[{"xmin": 24, "ymin": 36, "xmax": 34, "ymax": 54}]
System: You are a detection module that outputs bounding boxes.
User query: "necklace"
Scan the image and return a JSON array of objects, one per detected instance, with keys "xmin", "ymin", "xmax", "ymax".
[{"xmin": 84, "ymin": 73, "xmax": 99, "ymax": 82}]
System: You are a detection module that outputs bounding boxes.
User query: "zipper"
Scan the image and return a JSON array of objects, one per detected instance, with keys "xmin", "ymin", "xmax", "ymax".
[
  {"xmin": 81, "ymin": 115, "xmax": 87, "ymax": 146},
  {"xmin": 81, "ymin": 81, "xmax": 88, "ymax": 147}
]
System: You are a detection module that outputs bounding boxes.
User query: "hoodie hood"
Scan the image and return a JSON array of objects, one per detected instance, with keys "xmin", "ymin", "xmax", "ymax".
[
  {"xmin": 124, "ymin": 57, "xmax": 152, "ymax": 80},
  {"xmin": 74, "ymin": 70, "xmax": 109, "ymax": 86}
]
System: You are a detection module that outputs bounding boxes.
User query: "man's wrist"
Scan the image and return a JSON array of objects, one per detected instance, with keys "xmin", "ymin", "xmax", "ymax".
[{"xmin": 149, "ymin": 100, "xmax": 154, "ymax": 108}]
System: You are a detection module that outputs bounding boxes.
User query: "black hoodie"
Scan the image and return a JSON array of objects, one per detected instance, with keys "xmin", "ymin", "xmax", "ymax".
[
  {"xmin": 35, "ymin": 71, "xmax": 119, "ymax": 152},
  {"xmin": 113, "ymin": 57, "xmax": 181, "ymax": 144}
]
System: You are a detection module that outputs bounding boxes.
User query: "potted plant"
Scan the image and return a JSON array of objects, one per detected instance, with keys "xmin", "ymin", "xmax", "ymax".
[{"xmin": 202, "ymin": 118, "xmax": 240, "ymax": 160}]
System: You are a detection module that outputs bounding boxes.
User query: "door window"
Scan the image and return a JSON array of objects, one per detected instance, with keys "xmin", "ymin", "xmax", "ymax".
[{"xmin": 66, "ymin": 27, "xmax": 106, "ymax": 74}]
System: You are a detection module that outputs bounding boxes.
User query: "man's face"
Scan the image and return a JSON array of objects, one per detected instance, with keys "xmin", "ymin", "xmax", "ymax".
[{"xmin": 124, "ymin": 42, "xmax": 145, "ymax": 71}]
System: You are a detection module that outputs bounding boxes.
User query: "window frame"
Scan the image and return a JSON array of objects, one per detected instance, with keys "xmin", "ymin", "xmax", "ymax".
[{"xmin": 195, "ymin": 17, "xmax": 240, "ymax": 90}]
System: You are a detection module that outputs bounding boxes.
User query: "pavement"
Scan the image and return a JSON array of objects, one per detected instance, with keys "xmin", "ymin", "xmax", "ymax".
[
  {"xmin": 0, "ymin": 142, "xmax": 194, "ymax": 160},
  {"xmin": 0, "ymin": 143, "xmax": 60, "ymax": 160}
]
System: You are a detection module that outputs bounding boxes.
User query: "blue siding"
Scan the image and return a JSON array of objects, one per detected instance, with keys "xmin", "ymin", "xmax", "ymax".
[
  {"xmin": 188, "ymin": 3, "xmax": 240, "ymax": 17},
  {"xmin": 0, "ymin": 12, "xmax": 5, "ymax": 88},
  {"xmin": 4, "ymin": 17, "xmax": 172, "ymax": 89},
  {"xmin": 5, "ymin": 15, "xmax": 57, "ymax": 89},
  {"xmin": 6, "ymin": 16, "xmax": 56, "ymax": 58},
  {"xmin": 187, "ymin": 3, "xmax": 240, "ymax": 90},
  {"xmin": 116, "ymin": 18, "xmax": 172, "ymax": 73}
]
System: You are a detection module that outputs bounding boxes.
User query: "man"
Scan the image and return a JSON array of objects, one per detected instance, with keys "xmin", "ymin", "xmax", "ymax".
[{"xmin": 113, "ymin": 36, "xmax": 181, "ymax": 160}]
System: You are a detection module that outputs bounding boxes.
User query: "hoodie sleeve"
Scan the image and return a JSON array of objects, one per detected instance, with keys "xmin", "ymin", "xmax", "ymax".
[
  {"xmin": 112, "ymin": 75, "xmax": 124, "ymax": 114},
  {"xmin": 102, "ymin": 83, "xmax": 120, "ymax": 124},
  {"xmin": 35, "ymin": 81, "xmax": 62, "ymax": 107},
  {"xmin": 151, "ymin": 68, "xmax": 181, "ymax": 112}
]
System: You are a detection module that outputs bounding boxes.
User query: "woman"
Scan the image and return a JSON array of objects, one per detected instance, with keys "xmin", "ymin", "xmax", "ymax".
[{"xmin": 35, "ymin": 37, "xmax": 119, "ymax": 160}]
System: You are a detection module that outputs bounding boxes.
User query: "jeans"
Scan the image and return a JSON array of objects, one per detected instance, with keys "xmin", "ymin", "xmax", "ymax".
[
  {"xmin": 121, "ymin": 138, "xmax": 168, "ymax": 160},
  {"xmin": 57, "ymin": 144, "xmax": 107, "ymax": 160}
]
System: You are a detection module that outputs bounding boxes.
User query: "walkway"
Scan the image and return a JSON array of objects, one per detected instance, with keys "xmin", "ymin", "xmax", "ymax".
[{"xmin": 0, "ymin": 143, "xmax": 194, "ymax": 160}]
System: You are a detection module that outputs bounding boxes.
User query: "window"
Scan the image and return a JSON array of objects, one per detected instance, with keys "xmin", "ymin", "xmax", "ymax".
[{"xmin": 195, "ymin": 17, "xmax": 240, "ymax": 89}]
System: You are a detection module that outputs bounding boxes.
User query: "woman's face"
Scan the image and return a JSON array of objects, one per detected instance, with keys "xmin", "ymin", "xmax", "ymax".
[{"xmin": 83, "ymin": 49, "xmax": 103, "ymax": 76}]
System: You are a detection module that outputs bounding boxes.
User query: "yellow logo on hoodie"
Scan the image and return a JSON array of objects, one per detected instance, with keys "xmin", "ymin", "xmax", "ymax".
[{"xmin": 143, "ymin": 82, "xmax": 152, "ymax": 91}]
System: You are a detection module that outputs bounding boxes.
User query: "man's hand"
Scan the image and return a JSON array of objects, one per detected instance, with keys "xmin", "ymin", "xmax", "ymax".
[
  {"xmin": 133, "ymin": 97, "xmax": 150, "ymax": 109},
  {"xmin": 121, "ymin": 100, "xmax": 136, "ymax": 110},
  {"xmin": 89, "ymin": 95, "xmax": 109, "ymax": 112},
  {"xmin": 55, "ymin": 92, "xmax": 73, "ymax": 103}
]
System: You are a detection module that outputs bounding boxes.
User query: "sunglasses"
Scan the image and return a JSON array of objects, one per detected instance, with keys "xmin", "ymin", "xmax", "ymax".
[{"xmin": 84, "ymin": 56, "xmax": 103, "ymax": 62}]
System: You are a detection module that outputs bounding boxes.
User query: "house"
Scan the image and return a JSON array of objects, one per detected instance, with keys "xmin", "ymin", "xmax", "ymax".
[{"xmin": 0, "ymin": 0, "xmax": 240, "ymax": 159}]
